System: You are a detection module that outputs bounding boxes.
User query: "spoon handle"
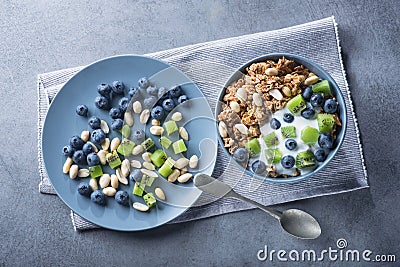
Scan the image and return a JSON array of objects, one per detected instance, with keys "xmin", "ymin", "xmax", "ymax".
[{"xmin": 227, "ymin": 190, "xmax": 282, "ymax": 220}]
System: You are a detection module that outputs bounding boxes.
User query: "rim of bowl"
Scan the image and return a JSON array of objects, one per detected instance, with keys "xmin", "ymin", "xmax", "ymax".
[{"xmin": 215, "ymin": 53, "xmax": 347, "ymax": 183}]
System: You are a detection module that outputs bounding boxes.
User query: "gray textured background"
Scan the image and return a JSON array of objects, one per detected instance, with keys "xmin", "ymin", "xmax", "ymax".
[{"xmin": 0, "ymin": 0, "xmax": 398, "ymax": 266}]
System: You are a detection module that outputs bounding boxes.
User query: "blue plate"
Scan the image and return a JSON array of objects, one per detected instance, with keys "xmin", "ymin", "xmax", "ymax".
[
  {"xmin": 216, "ymin": 53, "xmax": 347, "ymax": 183},
  {"xmin": 42, "ymin": 55, "xmax": 217, "ymax": 231}
]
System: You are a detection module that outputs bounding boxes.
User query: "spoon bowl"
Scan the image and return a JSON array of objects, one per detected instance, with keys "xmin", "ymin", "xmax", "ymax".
[{"xmin": 280, "ymin": 209, "xmax": 321, "ymax": 239}]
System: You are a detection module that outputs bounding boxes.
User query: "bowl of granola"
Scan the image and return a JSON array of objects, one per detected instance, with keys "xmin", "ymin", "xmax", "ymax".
[{"xmin": 216, "ymin": 54, "xmax": 347, "ymax": 183}]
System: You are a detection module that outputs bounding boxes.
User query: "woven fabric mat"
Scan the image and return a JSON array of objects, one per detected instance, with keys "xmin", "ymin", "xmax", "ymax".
[{"xmin": 38, "ymin": 17, "xmax": 368, "ymax": 231}]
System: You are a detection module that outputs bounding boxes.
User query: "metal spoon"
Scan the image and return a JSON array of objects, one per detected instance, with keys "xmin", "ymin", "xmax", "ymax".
[{"xmin": 194, "ymin": 173, "xmax": 321, "ymax": 239}]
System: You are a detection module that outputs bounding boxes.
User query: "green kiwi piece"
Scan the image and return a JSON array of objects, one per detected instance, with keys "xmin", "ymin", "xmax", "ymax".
[
  {"xmin": 89, "ymin": 165, "xmax": 103, "ymax": 178},
  {"xmin": 158, "ymin": 163, "xmax": 173, "ymax": 178},
  {"xmin": 133, "ymin": 182, "xmax": 145, "ymax": 196},
  {"xmin": 159, "ymin": 136, "xmax": 172, "ymax": 149},
  {"xmin": 164, "ymin": 120, "xmax": 178, "ymax": 135},
  {"xmin": 287, "ymin": 95, "xmax": 307, "ymax": 115},
  {"xmin": 117, "ymin": 138, "xmax": 135, "ymax": 157},
  {"xmin": 245, "ymin": 138, "xmax": 261, "ymax": 156},
  {"xmin": 295, "ymin": 150, "xmax": 317, "ymax": 169},
  {"xmin": 150, "ymin": 149, "xmax": 167, "ymax": 167},
  {"xmin": 121, "ymin": 125, "xmax": 131, "ymax": 138},
  {"xmin": 172, "ymin": 139, "xmax": 187, "ymax": 154},
  {"xmin": 106, "ymin": 151, "xmax": 122, "ymax": 169},
  {"xmin": 263, "ymin": 132, "xmax": 279, "ymax": 147},
  {"xmin": 312, "ymin": 80, "xmax": 331, "ymax": 96},
  {"xmin": 300, "ymin": 126, "xmax": 319, "ymax": 145},
  {"xmin": 281, "ymin": 126, "xmax": 296, "ymax": 139},
  {"xmin": 265, "ymin": 148, "xmax": 282, "ymax": 164},
  {"xmin": 317, "ymin": 114, "xmax": 335, "ymax": 133},
  {"xmin": 141, "ymin": 138, "xmax": 155, "ymax": 151},
  {"xmin": 143, "ymin": 192, "xmax": 156, "ymax": 208}
]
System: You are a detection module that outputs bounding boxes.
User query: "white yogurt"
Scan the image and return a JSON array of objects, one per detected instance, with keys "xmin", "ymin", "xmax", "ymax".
[{"xmin": 257, "ymin": 107, "xmax": 321, "ymax": 176}]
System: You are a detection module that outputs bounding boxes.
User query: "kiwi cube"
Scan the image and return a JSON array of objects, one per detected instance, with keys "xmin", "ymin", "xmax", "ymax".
[
  {"xmin": 159, "ymin": 136, "xmax": 172, "ymax": 149},
  {"xmin": 317, "ymin": 114, "xmax": 335, "ymax": 133},
  {"xmin": 133, "ymin": 182, "xmax": 145, "ymax": 196},
  {"xmin": 164, "ymin": 120, "xmax": 178, "ymax": 135},
  {"xmin": 263, "ymin": 132, "xmax": 279, "ymax": 147},
  {"xmin": 164, "ymin": 157, "xmax": 176, "ymax": 169},
  {"xmin": 141, "ymin": 138, "xmax": 155, "ymax": 151},
  {"xmin": 89, "ymin": 165, "xmax": 103, "ymax": 178},
  {"xmin": 296, "ymin": 150, "xmax": 317, "ymax": 169},
  {"xmin": 106, "ymin": 151, "xmax": 122, "ymax": 169},
  {"xmin": 158, "ymin": 163, "xmax": 173, "ymax": 178},
  {"xmin": 312, "ymin": 80, "xmax": 331, "ymax": 96},
  {"xmin": 287, "ymin": 95, "xmax": 307, "ymax": 115},
  {"xmin": 281, "ymin": 126, "xmax": 296, "ymax": 139},
  {"xmin": 172, "ymin": 139, "xmax": 187, "ymax": 154},
  {"xmin": 117, "ymin": 138, "xmax": 136, "ymax": 157},
  {"xmin": 143, "ymin": 193, "xmax": 156, "ymax": 208},
  {"xmin": 121, "ymin": 125, "xmax": 131, "ymax": 138},
  {"xmin": 150, "ymin": 149, "xmax": 167, "ymax": 167},
  {"xmin": 300, "ymin": 126, "xmax": 319, "ymax": 145},
  {"xmin": 245, "ymin": 138, "xmax": 261, "ymax": 156},
  {"xmin": 265, "ymin": 148, "xmax": 282, "ymax": 164}
]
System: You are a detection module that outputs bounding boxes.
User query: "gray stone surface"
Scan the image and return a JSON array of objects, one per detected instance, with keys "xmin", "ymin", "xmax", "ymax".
[{"xmin": 0, "ymin": 0, "xmax": 398, "ymax": 266}]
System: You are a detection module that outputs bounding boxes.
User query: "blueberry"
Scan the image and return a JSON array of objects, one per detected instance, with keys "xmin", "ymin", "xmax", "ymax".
[
  {"xmin": 62, "ymin": 145, "xmax": 74, "ymax": 157},
  {"xmin": 232, "ymin": 148, "xmax": 249, "ymax": 164},
  {"xmin": 88, "ymin": 116, "xmax": 101, "ymax": 129},
  {"xmin": 70, "ymin": 135, "xmax": 84, "ymax": 150},
  {"xmin": 109, "ymin": 107, "xmax": 123, "ymax": 119},
  {"xmin": 91, "ymin": 129, "xmax": 106, "ymax": 144},
  {"xmin": 314, "ymin": 149, "xmax": 327, "ymax": 162},
  {"xmin": 177, "ymin": 95, "xmax": 188, "ymax": 104},
  {"xmin": 318, "ymin": 133, "xmax": 334, "ymax": 149},
  {"xmin": 76, "ymin": 104, "xmax": 88, "ymax": 116},
  {"xmin": 251, "ymin": 160, "xmax": 266, "ymax": 174},
  {"xmin": 310, "ymin": 93, "xmax": 324, "ymax": 108},
  {"xmin": 72, "ymin": 150, "xmax": 86, "ymax": 165},
  {"xmin": 132, "ymin": 129, "xmax": 145, "ymax": 144},
  {"xmin": 270, "ymin": 118, "xmax": 281, "ymax": 130},
  {"xmin": 111, "ymin": 80, "xmax": 125, "ymax": 95},
  {"xmin": 169, "ymin": 86, "xmax": 182, "ymax": 98},
  {"xmin": 151, "ymin": 106, "xmax": 165, "ymax": 120},
  {"xmin": 77, "ymin": 182, "xmax": 92, "ymax": 197},
  {"xmin": 129, "ymin": 87, "xmax": 141, "ymax": 100},
  {"xmin": 302, "ymin": 87, "xmax": 313, "ymax": 101},
  {"xmin": 115, "ymin": 191, "xmax": 130, "ymax": 206},
  {"xmin": 91, "ymin": 190, "xmax": 106, "ymax": 205},
  {"xmin": 323, "ymin": 99, "xmax": 338, "ymax": 113},
  {"xmin": 82, "ymin": 143, "xmax": 94, "ymax": 155},
  {"xmin": 97, "ymin": 83, "xmax": 112, "ymax": 96},
  {"xmin": 285, "ymin": 139, "xmax": 297, "ymax": 150},
  {"xmin": 157, "ymin": 87, "xmax": 168, "ymax": 100},
  {"xmin": 301, "ymin": 106, "xmax": 315, "ymax": 119},
  {"xmin": 162, "ymin": 98, "xmax": 175, "ymax": 112},
  {"xmin": 111, "ymin": 118, "xmax": 124, "ymax": 131},
  {"xmin": 118, "ymin": 97, "xmax": 130, "ymax": 112},
  {"xmin": 143, "ymin": 96, "xmax": 157, "ymax": 109},
  {"xmin": 94, "ymin": 95, "xmax": 111, "ymax": 110},
  {"xmin": 283, "ymin": 113, "xmax": 294, "ymax": 123},
  {"xmin": 281, "ymin": 155, "xmax": 295, "ymax": 169},
  {"xmin": 138, "ymin": 77, "xmax": 149, "ymax": 89},
  {"xmin": 146, "ymin": 86, "xmax": 158, "ymax": 96},
  {"xmin": 87, "ymin": 152, "xmax": 100, "ymax": 166},
  {"xmin": 130, "ymin": 169, "xmax": 143, "ymax": 183}
]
